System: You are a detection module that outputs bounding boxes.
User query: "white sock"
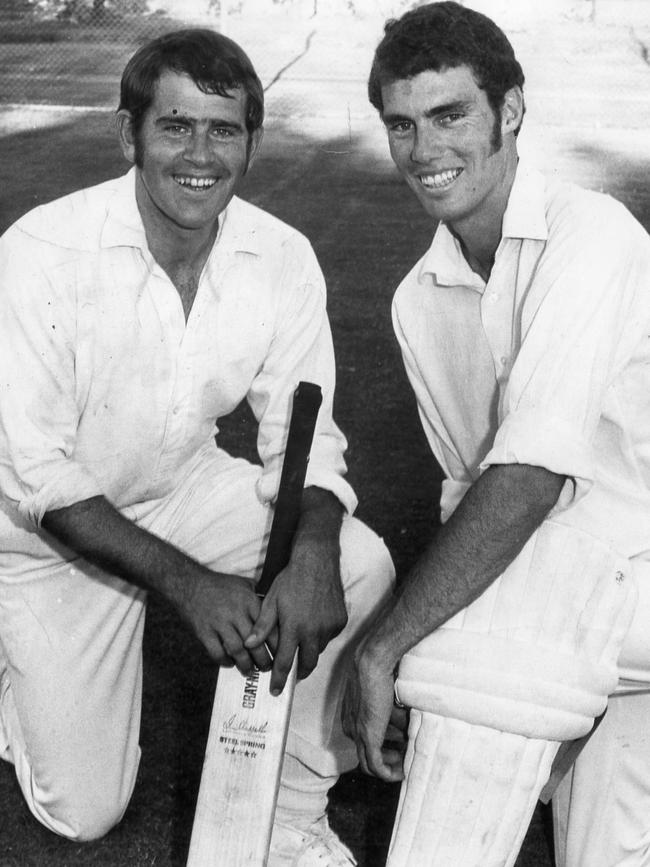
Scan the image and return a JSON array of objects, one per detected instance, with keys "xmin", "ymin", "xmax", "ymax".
[{"xmin": 275, "ymin": 753, "xmax": 336, "ymax": 830}]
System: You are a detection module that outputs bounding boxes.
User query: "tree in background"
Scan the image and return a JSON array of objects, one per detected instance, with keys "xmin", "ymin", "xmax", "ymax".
[{"xmin": 25, "ymin": 0, "xmax": 149, "ymax": 21}]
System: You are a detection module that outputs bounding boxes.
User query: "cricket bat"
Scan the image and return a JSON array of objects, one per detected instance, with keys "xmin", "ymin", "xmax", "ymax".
[{"xmin": 187, "ymin": 381, "xmax": 323, "ymax": 867}]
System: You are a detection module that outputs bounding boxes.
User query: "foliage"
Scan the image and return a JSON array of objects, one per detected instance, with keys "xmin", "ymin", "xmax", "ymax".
[
  {"xmin": 0, "ymin": 2, "xmax": 185, "ymax": 43},
  {"xmin": 27, "ymin": 0, "xmax": 149, "ymax": 22}
]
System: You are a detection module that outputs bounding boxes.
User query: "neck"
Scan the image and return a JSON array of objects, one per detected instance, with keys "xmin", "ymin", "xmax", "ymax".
[
  {"xmin": 134, "ymin": 173, "xmax": 219, "ymax": 272},
  {"xmin": 149, "ymin": 225, "xmax": 217, "ymax": 273},
  {"xmin": 450, "ymin": 149, "xmax": 518, "ymax": 282}
]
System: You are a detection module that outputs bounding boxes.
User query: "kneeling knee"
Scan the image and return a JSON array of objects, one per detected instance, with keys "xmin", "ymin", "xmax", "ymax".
[
  {"xmin": 26, "ymin": 777, "xmax": 133, "ymax": 842},
  {"xmin": 339, "ymin": 517, "xmax": 395, "ymax": 619},
  {"xmin": 71, "ymin": 801, "xmax": 129, "ymax": 842},
  {"xmin": 341, "ymin": 517, "xmax": 394, "ymax": 583},
  {"xmin": 39, "ymin": 794, "xmax": 130, "ymax": 842}
]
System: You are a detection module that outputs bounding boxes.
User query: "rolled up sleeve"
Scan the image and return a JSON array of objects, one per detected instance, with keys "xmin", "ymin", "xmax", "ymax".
[
  {"xmin": 246, "ymin": 235, "xmax": 357, "ymax": 514},
  {"xmin": 0, "ymin": 228, "xmax": 102, "ymax": 524},
  {"xmin": 481, "ymin": 202, "xmax": 650, "ymax": 509}
]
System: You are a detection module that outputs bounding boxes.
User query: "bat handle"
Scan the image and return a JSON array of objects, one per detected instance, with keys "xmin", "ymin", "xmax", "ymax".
[{"xmin": 256, "ymin": 382, "xmax": 322, "ymax": 598}]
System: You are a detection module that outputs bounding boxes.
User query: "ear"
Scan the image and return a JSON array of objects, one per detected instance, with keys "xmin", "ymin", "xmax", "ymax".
[
  {"xmin": 245, "ymin": 126, "xmax": 264, "ymax": 173},
  {"xmin": 501, "ymin": 86, "xmax": 524, "ymax": 136},
  {"xmin": 116, "ymin": 109, "xmax": 137, "ymax": 164}
]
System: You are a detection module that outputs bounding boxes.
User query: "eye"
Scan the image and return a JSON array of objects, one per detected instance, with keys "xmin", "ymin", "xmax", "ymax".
[
  {"xmin": 165, "ymin": 124, "xmax": 189, "ymax": 136},
  {"xmin": 387, "ymin": 120, "xmax": 413, "ymax": 135},
  {"xmin": 438, "ymin": 112, "xmax": 464, "ymax": 125},
  {"xmin": 210, "ymin": 126, "xmax": 237, "ymax": 140}
]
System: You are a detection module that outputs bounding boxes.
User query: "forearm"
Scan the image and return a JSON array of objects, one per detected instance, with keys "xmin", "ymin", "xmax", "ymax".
[
  {"xmin": 42, "ymin": 495, "xmax": 212, "ymax": 610},
  {"xmin": 363, "ymin": 464, "xmax": 566, "ymax": 671},
  {"xmin": 42, "ymin": 493, "xmax": 270, "ymax": 673},
  {"xmin": 293, "ymin": 486, "xmax": 344, "ymax": 557}
]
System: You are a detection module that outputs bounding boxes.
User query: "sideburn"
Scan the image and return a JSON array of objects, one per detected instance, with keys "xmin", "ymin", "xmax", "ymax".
[
  {"xmin": 490, "ymin": 109, "xmax": 503, "ymax": 154},
  {"xmin": 133, "ymin": 125, "xmax": 144, "ymax": 169}
]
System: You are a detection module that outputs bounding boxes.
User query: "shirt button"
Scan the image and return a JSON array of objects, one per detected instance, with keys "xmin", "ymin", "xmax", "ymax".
[
  {"xmin": 487, "ymin": 293, "xmax": 499, "ymax": 304},
  {"xmin": 172, "ymin": 406, "xmax": 180, "ymax": 415},
  {"xmin": 500, "ymin": 355, "xmax": 509, "ymax": 366}
]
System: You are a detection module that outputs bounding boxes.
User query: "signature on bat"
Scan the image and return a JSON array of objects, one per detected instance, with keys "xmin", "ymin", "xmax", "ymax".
[{"xmin": 223, "ymin": 715, "xmax": 269, "ymax": 735}]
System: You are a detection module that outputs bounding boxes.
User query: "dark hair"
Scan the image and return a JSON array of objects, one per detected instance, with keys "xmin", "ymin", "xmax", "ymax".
[
  {"xmin": 118, "ymin": 28, "xmax": 264, "ymax": 135},
  {"xmin": 368, "ymin": 2, "xmax": 524, "ymax": 125}
]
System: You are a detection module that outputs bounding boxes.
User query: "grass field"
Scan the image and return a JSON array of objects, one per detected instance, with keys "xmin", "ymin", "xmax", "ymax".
[
  {"xmin": 1, "ymin": 16, "xmax": 649, "ymax": 861},
  {"xmin": 0, "ymin": 14, "xmax": 189, "ymax": 107}
]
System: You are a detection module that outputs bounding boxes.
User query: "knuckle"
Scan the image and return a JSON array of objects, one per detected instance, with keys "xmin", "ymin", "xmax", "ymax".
[
  {"xmin": 203, "ymin": 634, "xmax": 225, "ymax": 661},
  {"xmin": 232, "ymin": 649, "xmax": 253, "ymax": 672},
  {"xmin": 215, "ymin": 652, "xmax": 233, "ymax": 667},
  {"xmin": 252, "ymin": 645, "xmax": 272, "ymax": 667},
  {"xmin": 222, "ymin": 636, "xmax": 244, "ymax": 659}
]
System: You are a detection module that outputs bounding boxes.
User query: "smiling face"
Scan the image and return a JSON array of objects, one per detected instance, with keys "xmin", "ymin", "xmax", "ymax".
[
  {"xmin": 381, "ymin": 65, "xmax": 521, "ymax": 241},
  {"xmin": 118, "ymin": 69, "xmax": 262, "ymax": 245}
]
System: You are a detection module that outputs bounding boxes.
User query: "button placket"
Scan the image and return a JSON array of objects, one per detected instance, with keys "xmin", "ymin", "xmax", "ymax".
[{"xmin": 149, "ymin": 267, "xmax": 194, "ymax": 480}]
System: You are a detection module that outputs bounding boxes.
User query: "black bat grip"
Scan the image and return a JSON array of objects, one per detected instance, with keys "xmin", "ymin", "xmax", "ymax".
[{"xmin": 256, "ymin": 381, "xmax": 322, "ymax": 598}]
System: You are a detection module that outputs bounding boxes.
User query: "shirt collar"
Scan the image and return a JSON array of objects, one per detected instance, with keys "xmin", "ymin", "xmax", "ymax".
[
  {"xmin": 100, "ymin": 168, "xmax": 263, "ymax": 258},
  {"xmin": 501, "ymin": 160, "xmax": 548, "ymax": 242},
  {"xmin": 214, "ymin": 196, "xmax": 264, "ymax": 257},
  {"xmin": 100, "ymin": 168, "xmax": 148, "ymax": 250},
  {"xmin": 418, "ymin": 159, "xmax": 548, "ymax": 289},
  {"xmin": 418, "ymin": 222, "xmax": 483, "ymax": 290}
]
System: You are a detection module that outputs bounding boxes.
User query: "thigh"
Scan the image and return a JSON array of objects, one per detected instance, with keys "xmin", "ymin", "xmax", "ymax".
[
  {"xmin": 0, "ymin": 562, "xmax": 145, "ymax": 838},
  {"xmin": 553, "ymin": 691, "xmax": 650, "ymax": 867},
  {"xmin": 145, "ymin": 448, "xmax": 272, "ymax": 578}
]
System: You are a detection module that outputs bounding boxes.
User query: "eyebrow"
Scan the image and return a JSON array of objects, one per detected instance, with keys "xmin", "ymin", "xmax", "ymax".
[
  {"xmin": 155, "ymin": 114, "xmax": 244, "ymax": 131},
  {"xmin": 382, "ymin": 99, "xmax": 471, "ymax": 126}
]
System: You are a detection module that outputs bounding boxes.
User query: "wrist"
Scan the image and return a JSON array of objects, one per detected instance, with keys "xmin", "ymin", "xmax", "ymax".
[
  {"xmin": 292, "ymin": 488, "xmax": 342, "ymax": 562},
  {"xmin": 355, "ymin": 629, "xmax": 401, "ymax": 676},
  {"xmin": 298, "ymin": 487, "xmax": 343, "ymax": 535}
]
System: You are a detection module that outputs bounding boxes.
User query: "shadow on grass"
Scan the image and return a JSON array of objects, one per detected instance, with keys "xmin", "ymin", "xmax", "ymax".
[{"xmin": 1, "ymin": 114, "xmax": 647, "ymax": 865}]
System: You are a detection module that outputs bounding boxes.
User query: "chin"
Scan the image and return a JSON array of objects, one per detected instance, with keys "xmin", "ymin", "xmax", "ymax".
[{"xmin": 418, "ymin": 201, "xmax": 452, "ymax": 223}]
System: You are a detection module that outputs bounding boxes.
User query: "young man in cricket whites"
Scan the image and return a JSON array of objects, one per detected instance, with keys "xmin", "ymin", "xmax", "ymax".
[
  {"xmin": 0, "ymin": 29, "xmax": 394, "ymax": 865},
  {"xmin": 343, "ymin": 3, "xmax": 650, "ymax": 865}
]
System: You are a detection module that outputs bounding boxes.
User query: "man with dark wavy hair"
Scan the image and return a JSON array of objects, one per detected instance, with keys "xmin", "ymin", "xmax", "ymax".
[
  {"xmin": 344, "ymin": 4, "xmax": 650, "ymax": 866},
  {"xmin": 0, "ymin": 29, "xmax": 394, "ymax": 865}
]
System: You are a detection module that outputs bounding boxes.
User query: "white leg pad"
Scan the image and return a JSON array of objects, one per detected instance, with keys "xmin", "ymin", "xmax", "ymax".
[
  {"xmin": 395, "ymin": 521, "xmax": 637, "ymax": 741},
  {"xmin": 387, "ymin": 711, "xmax": 558, "ymax": 867}
]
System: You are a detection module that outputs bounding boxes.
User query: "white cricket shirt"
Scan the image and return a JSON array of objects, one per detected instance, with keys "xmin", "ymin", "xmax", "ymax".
[
  {"xmin": 393, "ymin": 162, "xmax": 650, "ymax": 561},
  {"xmin": 0, "ymin": 169, "xmax": 356, "ymax": 571}
]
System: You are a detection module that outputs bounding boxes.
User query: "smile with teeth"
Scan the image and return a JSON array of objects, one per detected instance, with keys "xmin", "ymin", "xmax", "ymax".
[
  {"xmin": 418, "ymin": 168, "xmax": 463, "ymax": 189},
  {"xmin": 174, "ymin": 175, "xmax": 218, "ymax": 191}
]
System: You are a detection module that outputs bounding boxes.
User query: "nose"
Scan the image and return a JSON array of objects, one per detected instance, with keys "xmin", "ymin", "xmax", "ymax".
[
  {"xmin": 410, "ymin": 126, "xmax": 442, "ymax": 165},
  {"xmin": 184, "ymin": 131, "xmax": 213, "ymax": 166}
]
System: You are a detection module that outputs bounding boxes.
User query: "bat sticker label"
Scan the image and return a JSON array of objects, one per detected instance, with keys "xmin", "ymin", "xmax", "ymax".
[{"xmin": 242, "ymin": 669, "xmax": 260, "ymax": 709}]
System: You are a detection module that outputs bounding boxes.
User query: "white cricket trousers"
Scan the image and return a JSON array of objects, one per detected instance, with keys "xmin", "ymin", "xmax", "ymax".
[
  {"xmin": 552, "ymin": 562, "xmax": 650, "ymax": 867},
  {"xmin": 553, "ymin": 689, "xmax": 650, "ymax": 867},
  {"xmin": 0, "ymin": 447, "xmax": 394, "ymax": 841}
]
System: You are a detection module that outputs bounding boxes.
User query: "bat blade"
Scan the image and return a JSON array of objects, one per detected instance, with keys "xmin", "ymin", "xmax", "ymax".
[
  {"xmin": 187, "ymin": 381, "xmax": 322, "ymax": 866},
  {"xmin": 187, "ymin": 663, "xmax": 297, "ymax": 866}
]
